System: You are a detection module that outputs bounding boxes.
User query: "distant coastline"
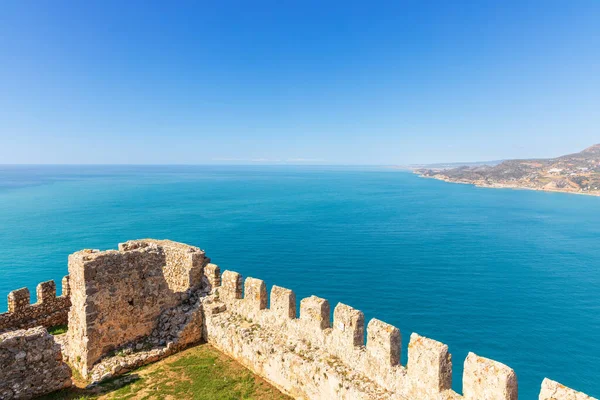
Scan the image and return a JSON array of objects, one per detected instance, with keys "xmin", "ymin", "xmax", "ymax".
[
  {"xmin": 414, "ymin": 171, "xmax": 600, "ymax": 197},
  {"xmin": 411, "ymin": 144, "xmax": 600, "ymax": 197}
]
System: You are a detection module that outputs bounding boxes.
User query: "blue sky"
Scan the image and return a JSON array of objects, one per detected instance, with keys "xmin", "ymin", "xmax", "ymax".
[{"xmin": 1, "ymin": 1, "xmax": 599, "ymax": 164}]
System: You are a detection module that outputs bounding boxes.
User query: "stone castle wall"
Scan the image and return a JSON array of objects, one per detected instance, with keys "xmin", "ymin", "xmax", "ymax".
[
  {"xmin": 65, "ymin": 239, "xmax": 210, "ymax": 376},
  {"xmin": 0, "ymin": 326, "xmax": 72, "ymax": 399},
  {"xmin": 202, "ymin": 268, "xmax": 596, "ymax": 400},
  {"xmin": 539, "ymin": 378, "xmax": 595, "ymax": 400},
  {"xmin": 0, "ymin": 238, "xmax": 596, "ymax": 400},
  {"xmin": 118, "ymin": 239, "xmax": 207, "ymax": 292},
  {"xmin": 0, "ymin": 277, "xmax": 71, "ymax": 334}
]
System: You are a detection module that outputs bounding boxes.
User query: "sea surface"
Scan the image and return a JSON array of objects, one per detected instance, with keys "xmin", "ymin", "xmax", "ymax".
[{"xmin": 0, "ymin": 165, "xmax": 598, "ymax": 398}]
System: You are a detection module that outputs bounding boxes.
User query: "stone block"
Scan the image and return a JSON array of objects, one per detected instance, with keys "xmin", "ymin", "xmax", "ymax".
[
  {"xmin": 36, "ymin": 280, "xmax": 57, "ymax": 303},
  {"xmin": 188, "ymin": 250, "xmax": 207, "ymax": 288},
  {"xmin": 221, "ymin": 270, "xmax": 243, "ymax": 301},
  {"xmin": 270, "ymin": 285, "xmax": 296, "ymax": 319},
  {"xmin": 8, "ymin": 288, "xmax": 30, "ymax": 312},
  {"xmin": 463, "ymin": 352, "xmax": 517, "ymax": 400},
  {"xmin": 407, "ymin": 333, "xmax": 452, "ymax": 395},
  {"xmin": 367, "ymin": 318, "xmax": 400, "ymax": 366},
  {"xmin": 244, "ymin": 277, "xmax": 267, "ymax": 311},
  {"xmin": 204, "ymin": 263, "xmax": 221, "ymax": 288},
  {"xmin": 333, "ymin": 302, "xmax": 365, "ymax": 347},
  {"xmin": 300, "ymin": 295, "xmax": 330, "ymax": 330},
  {"xmin": 539, "ymin": 378, "xmax": 597, "ymax": 400},
  {"xmin": 61, "ymin": 275, "xmax": 71, "ymax": 297}
]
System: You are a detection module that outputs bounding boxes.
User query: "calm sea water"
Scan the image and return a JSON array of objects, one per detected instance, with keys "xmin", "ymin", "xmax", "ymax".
[{"xmin": 0, "ymin": 165, "xmax": 598, "ymax": 398}]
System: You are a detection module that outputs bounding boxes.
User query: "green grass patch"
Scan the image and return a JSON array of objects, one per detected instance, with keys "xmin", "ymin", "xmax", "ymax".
[
  {"xmin": 40, "ymin": 344, "xmax": 290, "ymax": 400},
  {"xmin": 48, "ymin": 324, "xmax": 68, "ymax": 335}
]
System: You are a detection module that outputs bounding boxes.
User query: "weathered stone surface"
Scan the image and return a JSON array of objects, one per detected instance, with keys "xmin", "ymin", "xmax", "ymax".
[
  {"xmin": 62, "ymin": 275, "xmax": 71, "ymax": 296},
  {"xmin": 300, "ymin": 295, "xmax": 331, "ymax": 330},
  {"xmin": 367, "ymin": 318, "xmax": 401, "ymax": 367},
  {"xmin": 203, "ymin": 296, "xmax": 396, "ymax": 399},
  {"xmin": 333, "ymin": 302, "xmax": 365, "ymax": 347},
  {"xmin": 244, "ymin": 277, "xmax": 267, "ymax": 314},
  {"xmin": 119, "ymin": 239, "xmax": 208, "ymax": 292},
  {"xmin": 270, "ymin": 285, "xmax": 296, "ymax": 319},
  {"xmin": 463, "ymin": 352, "xmax": 517, "ymax": 400},
  {"xmin": 7, "ymin": 287, "xmax": 30, "ymax": 312},
  {"xmin": 221, "ymin": 270, "xmax": 243, "ymax": 301},
  {"xmin": 407, "ymin": 332, "xmax": 453, "ymax": 398},
  {"xmin": 203, "ymin": 263, "xmax": 221, "ymax": 290},
  {"xmin": 0, "ymin": 327, "xmax": 72, "ymax": 399},
  {"xmin": 86, "ymin": 288, "xmax": 205, "ymax": 383},
  {"xmin": 66, "ymin": 239, "xmax": 209, "ymax": 377},
  {"xmin": 36, "ymin": 280, "xmax": 56, "ymax": 303},
  {"xmin": 209, "ymin": 277, "xmax": 458, "ymax": 399},
  {"xmin": 0, "ymin": 278, "xmax": 71, "ymax": 334},
  {"xmin": 539, "ymin": 378, "xmax": 597, "ymax": 400},
  {"xmin": 1, "ymin": 238, "xmax": 596, "ymax": 400}
]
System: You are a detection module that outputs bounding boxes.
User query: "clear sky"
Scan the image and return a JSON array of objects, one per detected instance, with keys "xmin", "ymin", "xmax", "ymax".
[{"xmin": 1, "ymin": 1, "xmax": 599, "ymax": 165}]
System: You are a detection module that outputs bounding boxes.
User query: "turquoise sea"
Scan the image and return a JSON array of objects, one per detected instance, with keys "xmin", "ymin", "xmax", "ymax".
[{"xmin": 0, "ymin": 165, "xmax": 598, "ymax": 398}]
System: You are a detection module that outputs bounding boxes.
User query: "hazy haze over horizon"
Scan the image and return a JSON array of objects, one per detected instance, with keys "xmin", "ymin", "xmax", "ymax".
[{"xmin": 1, "ymin": 1, "xmax": 599, "ymax": 165}]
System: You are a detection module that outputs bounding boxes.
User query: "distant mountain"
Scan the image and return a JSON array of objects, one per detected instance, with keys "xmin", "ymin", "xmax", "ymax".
[
  {"xmin": 415, "ymin": 144, "xmax": 600, "ymax": 196},
  {"xmin": 391, "ymin": 160, "xmax": 503, "ymax": 171},
  {"xmin": 410, "ymin": 160, "xmax": 504, "ymax": 169}
]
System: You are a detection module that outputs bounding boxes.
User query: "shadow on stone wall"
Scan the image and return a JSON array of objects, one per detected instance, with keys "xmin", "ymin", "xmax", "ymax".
[{"xmin": 65, "ymin": 239, "xmax": 214, "ymax": 381}]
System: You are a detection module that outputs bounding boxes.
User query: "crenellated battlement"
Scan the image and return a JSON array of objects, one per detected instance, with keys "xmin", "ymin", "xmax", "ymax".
[
  {"xmin": 0, "ymin": 239, "xmax": 596, "ymax": 400},
  {"xmin": 206, "ymin": 269, "xmax": 596, "ymax": 400},
  {"xmin": 0, "ymin": 276, "xmax": 71, "ymax": 333}
]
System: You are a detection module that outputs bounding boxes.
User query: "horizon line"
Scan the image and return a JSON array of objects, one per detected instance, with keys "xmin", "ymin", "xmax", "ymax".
[{"xmin": 0, "ymin": 163, "xmax": 408, "ymax": 167}]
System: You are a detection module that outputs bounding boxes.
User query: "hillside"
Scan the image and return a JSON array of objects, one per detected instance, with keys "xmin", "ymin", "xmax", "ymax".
[{"xmin": 416, "ymin": 144, "xmax": 600, "ymax": 195}]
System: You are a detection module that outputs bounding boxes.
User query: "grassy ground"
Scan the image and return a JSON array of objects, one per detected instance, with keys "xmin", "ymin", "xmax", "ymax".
[
  {"xmin": 48, "ymin": 324, "xmax": 69, "ymax": 335},
  {"xmin": 41, "ymin": 344, "xmax": 291, "ymax": 400}
]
